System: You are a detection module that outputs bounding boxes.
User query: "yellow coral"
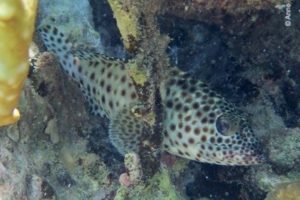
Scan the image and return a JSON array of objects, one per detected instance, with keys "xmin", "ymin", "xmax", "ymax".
[
  {"xmin": 128, "ymin": 61, "xmax": 147, "ymax": 86},
  {"xmin": 265, "ymin": 182, "xmax": 300, "ymax": 200},
  {"xmin": 0, "ymin": 0, "xmax": 37, "ymax": 127},
  {"xmin": 107, "ymin": 0, "xmax": 140, "ymax": 50}
]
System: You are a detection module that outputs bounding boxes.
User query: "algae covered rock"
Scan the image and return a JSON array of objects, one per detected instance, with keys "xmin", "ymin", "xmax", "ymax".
[
  {"xmin": 115, "ymin": 168, "xmax": 184, "ymax": 200},
  {"xmin": 265, "ymin": 182, "xmax": 300, "ymax": 200},
  {"xmin": 268, "ymin": 128, "xmax": 300, "ymax": 167}
]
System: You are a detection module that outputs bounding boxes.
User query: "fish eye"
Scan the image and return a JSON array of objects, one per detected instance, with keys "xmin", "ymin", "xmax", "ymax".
[{"xmin": 216, "ymin": 115, "xmax": 235, "ymax": 136}]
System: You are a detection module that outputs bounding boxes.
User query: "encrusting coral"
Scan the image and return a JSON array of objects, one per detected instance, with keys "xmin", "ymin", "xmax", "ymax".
[{"xmin": 0, "ymin": 0, "xmax": 37, "ymax": 127}]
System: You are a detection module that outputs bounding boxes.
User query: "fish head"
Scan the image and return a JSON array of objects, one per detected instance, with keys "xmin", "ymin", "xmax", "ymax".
[
  {"xmin": 208, "ymin": 108, "xmax": 266, "ymax": 165},
  {"xmin": 160, "ymin": 71, "xmax": 266, "ymax": 166}
]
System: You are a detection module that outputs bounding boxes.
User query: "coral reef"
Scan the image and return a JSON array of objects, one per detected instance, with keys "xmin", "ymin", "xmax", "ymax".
[{"xmin": 0, "ymin": 0, "xmax": 37, "ymax": 126}]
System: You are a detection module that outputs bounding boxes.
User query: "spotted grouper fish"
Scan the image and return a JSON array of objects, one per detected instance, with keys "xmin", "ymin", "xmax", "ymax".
[{"xmin": 38, "ymin": 24, "xmax": 265, "ymax": 166}]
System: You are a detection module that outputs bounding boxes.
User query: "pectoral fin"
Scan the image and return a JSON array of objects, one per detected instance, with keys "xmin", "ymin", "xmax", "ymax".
[{"xmin": 109, "ymin": 106, "xmax": 151, "ymax": 155}]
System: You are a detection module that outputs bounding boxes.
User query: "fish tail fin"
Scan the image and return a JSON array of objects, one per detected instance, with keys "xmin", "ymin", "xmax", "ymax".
[{"xmin": 38, "ymin": 23, "xmax": 80, "ymax": 79}]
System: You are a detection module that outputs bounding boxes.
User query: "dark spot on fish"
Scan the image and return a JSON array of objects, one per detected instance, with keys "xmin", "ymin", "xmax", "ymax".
[
  {"xmin": 203, "ymin": 88, "xmax": 209, "ymax": 94},
  {"xmin": 163, "ymin": 130, "xmax": 169, "ymax": 137},
  {"xmin": 188, "ymin": 138, "xmax": 195, "ymax": 144},
  {"xmin": 192, "ymin": 102, "xmax": 199, "ymax": 109},
  {"xmin": 196, "ymin": 111, "xmax": 202, "ymax": 118},
  {"xmin": 79, "ymin": 79, "xmax": 83, "ymax": 85},
  {"xmin": 178, "ymin": 123, "xmax": 183, "ymax": 129},
  {"xmin": 53, "ymin": 27, "xmax": 58, "ymax": 35},
  {"xmin": 176, "ymin": 79, "xmax": 185, "ymax": 87},
  {"xmin": 94, "ymin": 61, "xmax": 99, "ymax": 67},
  {"xmin": 121, "ymin": 89, "xmax": 126, "ymax": 96},
  {"xmin": 181, "ymin": 91, "xmax": 187, "ymax": 98},
  {"xmin": 178, "ymin": 150, "xmax": 184, "ymax": 156},
  {"xmin": 181, "ymin": 83, "xmax": 189, "ymax": 90},
  {"xmin": 101, "ymin": 95, "xmax": 106, "ymax": 104},
  {"xmin": 178, "ymin": 113, "xmax": 182, "ymax": 119},
  {"xmin": 209, "ymin": 112, "xmax": 215, "ymax": 118},
  {"xmin": 203, "ymin": 105, "xmax": 210, "ymax": 112},
  {"xmin": 194, "ymin": 128, "xmax": 200, "ymax": 135},
  {"xmin": 201, "ymin": 117, "xmax": 208, "ymax": 124},
  {"xmin": 177, "ymin": 132, "xmax": 182, "ymax": 139},
  {"xmin": 189, "ymin": 86, "xmax": 196, "ymax": 93},
  {"xmin": 183, "ymin": 106, "xmax": 189, "ymax": 112},
  {"xmin": 185, "ymin": 96, "xmax": 193, "ymax": 103},
  {"xmin": 185, "ymin": 115, "xmax": 191, "ymax": 122},
  {"xmin": 90, "ymin": 73, "xmax": 95, "ymax": 80},
  {"xmin": 166, "ymin": 100, "xmax": 173, "ymax": 108},
  {"xmin": 170, "ymin": 124, "xmax": 176, "ymax": 131},
  {"xmin": 185, "ymin": 125, "xmax": 191, "ymax": 133},
  {"xmin": 109, "ymin": 101, "xmax": 113, "ymax": 109},
  {"xmin": 43, "ymin": 27, "xmax": 49, "ymax": 33},
  {"xmin": 106, "ymin": 85, "xmax": 111, "ymax": 93},
  {"xmin": 175, "ymin": 103, "xmax": 182, "ymax": 111},
  {"xmin": 121, "ymin": 76, "xmax": 126, "ymax": 83},
  {"xmin": 100, "ymin": 80, "xmax": 105, "ymax": 87},
  {"xmin": 87, "ymin": 85, "xmax": 91, "ymax": 93}
]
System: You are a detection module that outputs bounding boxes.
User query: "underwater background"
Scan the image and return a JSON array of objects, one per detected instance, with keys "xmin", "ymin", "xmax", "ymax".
[{"xmin": 0, "ymin": 0, "xmax": 300, "ymax": 199}]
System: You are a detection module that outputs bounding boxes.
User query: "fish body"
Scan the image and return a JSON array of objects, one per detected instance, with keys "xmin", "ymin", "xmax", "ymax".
[
  {"xmin": 160, "ymin": 70, "xmax": 264, "ymax": 165},
  {"xmin": 39, "ymin": 25, "xmax": 138, "ymax": 119},
  {"xmin": 39, "ymin": 24, "xmax": 264, "ymax": 166}
]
